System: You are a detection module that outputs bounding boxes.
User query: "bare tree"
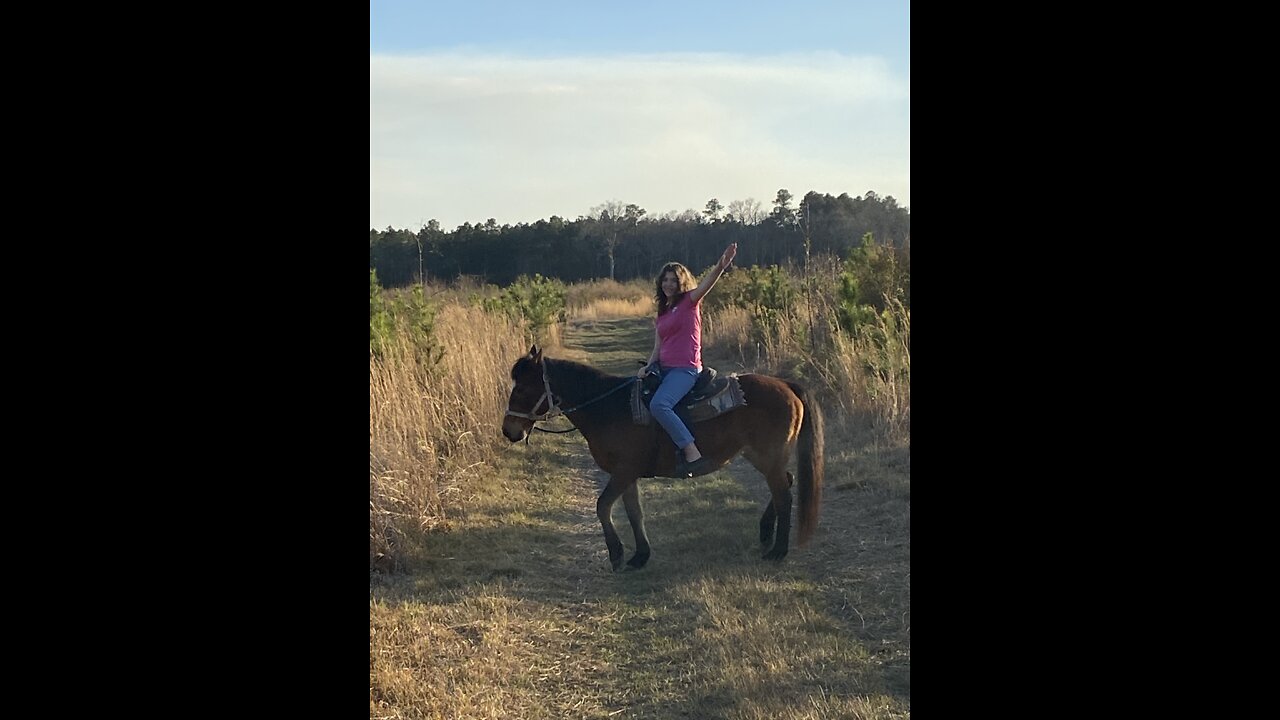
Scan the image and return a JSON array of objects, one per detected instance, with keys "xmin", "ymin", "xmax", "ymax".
[
  {"xmin": 726, "ymin": 197, "xmax": 763, "ymax": 225},
  {"xmin": 586, "ymin": 200, "xmax": 646, "ymax": 280}
]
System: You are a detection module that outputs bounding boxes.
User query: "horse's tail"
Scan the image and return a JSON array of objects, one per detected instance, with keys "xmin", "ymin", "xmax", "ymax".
[{"xmin": 786, "ymin": 380, "xmax": 825, "ymax": 546}]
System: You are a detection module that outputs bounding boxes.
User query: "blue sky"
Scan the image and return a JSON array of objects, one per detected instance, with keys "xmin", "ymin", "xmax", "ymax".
[{"xmin": 371, "ymin": 1, "xmax": 909, "ymax": 230}]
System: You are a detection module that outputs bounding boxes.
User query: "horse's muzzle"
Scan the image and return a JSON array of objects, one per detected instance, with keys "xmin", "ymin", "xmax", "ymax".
[{"xmin": 502, "ymin": 416, "xmax": 529, "ymax": 442}]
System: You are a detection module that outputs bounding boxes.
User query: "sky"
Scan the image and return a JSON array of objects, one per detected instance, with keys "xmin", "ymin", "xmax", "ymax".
[{"xmin": 370, "ymin": 1, "xmax": 909, "ymax": 231}]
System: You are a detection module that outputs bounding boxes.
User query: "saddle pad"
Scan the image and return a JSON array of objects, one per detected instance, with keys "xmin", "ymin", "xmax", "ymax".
[{"xmin": 632, "ymin": 375, "xmax": 746, "ymax": 426}]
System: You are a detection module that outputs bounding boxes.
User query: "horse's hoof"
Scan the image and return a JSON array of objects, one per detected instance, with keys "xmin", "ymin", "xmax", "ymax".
[
  {"xmin": 626, "ymin": 551, "xmax": 650, "ymax": 569},
  {"xmin": 762, "ymin": 548, "xmax": 788, "ymax": 562}
]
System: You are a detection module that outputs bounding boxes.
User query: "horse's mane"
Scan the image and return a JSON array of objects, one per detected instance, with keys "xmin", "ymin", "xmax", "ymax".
[
  {"xmin": 512, "ymin": 355, "xmax": 622, "ymax": 387},
  {"xmin": 546, "ymin": 357, "xmax": 621, "ymax": 387},
  {"xmin": 512, "ymin": 354, "xmax": 631, "ymax": 422}
]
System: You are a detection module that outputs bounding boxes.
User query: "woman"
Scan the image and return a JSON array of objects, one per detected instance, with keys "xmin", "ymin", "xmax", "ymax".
[{"xmin": 638, "ymin": 242, "xmax": 738, "ymax": 477}]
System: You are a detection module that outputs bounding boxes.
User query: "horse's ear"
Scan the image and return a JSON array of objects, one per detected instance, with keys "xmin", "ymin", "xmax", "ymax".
[{"xmin": 530, "ymin": 344, "xmax": 542, "ymax": 362}]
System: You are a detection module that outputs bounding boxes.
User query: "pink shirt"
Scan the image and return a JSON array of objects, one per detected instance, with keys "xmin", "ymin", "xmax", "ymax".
[{"xmin": 655, "ymin": 295, "xmax": 702, "ymax": 370}]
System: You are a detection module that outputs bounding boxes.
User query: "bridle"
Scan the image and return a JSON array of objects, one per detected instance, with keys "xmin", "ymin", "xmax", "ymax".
[
  {"xmin": 504, "ymin": 361, "xmax": 563, "ymax": 422},
  {"xmin": 504, "ymin": 360, "xmax": 638, "ymax": 429}
]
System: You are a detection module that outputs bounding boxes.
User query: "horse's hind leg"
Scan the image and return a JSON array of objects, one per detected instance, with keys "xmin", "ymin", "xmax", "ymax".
[
  {"xmin": 759, "ymin": 503, "xmax": 777, "ymax": 547},
  {"xmin": 763, "ymin": 468, "xmax": 795, "ymax": 561},
  {"xmin": 745, "ymin": 446, "xmax": 793, "ymax": 561},
  {"xmin": 756, "ymin": 471, "xmax": 794, "ymax": 547},
  {"xmin": 621, "ymin": 482, "xmax": 651, "ymax": 569},
  {"xmin": 597, "ymin": 475, "xmax": 635, "ymax": 572}
]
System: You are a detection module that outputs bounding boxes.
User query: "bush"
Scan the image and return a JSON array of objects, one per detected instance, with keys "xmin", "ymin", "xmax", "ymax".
[
  {"xmin": 705, "ymin": 264, "xmax": 798, "ymax": 347},
  {"xmin": 836, "ymin": 232, "xmax": 909, "ymax": 336},
  {"xmin": 480, "ymin": 274, "xmax": 567, "ymax": 337},
  {"xmin": 370, "ymin": 269, "xmax": 444, "ymax": 366}
]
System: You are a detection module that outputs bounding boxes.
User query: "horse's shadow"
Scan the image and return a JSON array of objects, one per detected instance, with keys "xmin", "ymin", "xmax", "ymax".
[{"xmin": 373, "ymin": 462, "xmax": 772, "ymax": 595}]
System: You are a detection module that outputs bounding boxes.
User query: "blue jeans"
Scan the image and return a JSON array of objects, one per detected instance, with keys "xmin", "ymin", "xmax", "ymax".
[{"xmin": 651, "ymin": 367, "xmax": 699, "ymax": 450}]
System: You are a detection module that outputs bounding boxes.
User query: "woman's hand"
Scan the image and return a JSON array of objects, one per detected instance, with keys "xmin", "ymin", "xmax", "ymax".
[
  {"xmin": 719, "ymin": 243, "xmax": 738, "ymax": 270},
  {"xmin": 637, "ymin": 364, "xmax": 651, "ymax": 379}
]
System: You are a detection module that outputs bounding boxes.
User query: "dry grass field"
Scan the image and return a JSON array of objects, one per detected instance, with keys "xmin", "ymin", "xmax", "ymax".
[{"xmin": 371, "ymin": 294, "xmax": 909, "ymax": 719}]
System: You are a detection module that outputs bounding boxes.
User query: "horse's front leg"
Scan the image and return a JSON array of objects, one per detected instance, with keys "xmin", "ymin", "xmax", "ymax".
[
  {"xmin": 621, "ymin": 482, "xmax": 651, "ymax": 569},
  {"xmin": 596, "ymin": 475, "xmax": 633, "ymax": 572}
]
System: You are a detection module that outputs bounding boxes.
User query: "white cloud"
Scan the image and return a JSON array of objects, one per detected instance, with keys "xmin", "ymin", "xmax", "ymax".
[{"xmin": 370, "ymin": 51, "xmax": 909, "ymax": 230}]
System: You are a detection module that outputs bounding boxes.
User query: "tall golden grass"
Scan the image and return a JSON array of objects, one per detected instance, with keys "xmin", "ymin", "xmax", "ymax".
[
  {"xmin": 569, "ymin": 296, "xmax": 654, "ymax": 320},
  {"xmin": 702, "ymin": 304, "xmax": 757, "ymax": 364},
  {"xmin": 826, "ymin": 297, "xmax": 910, "ymax": 440},
  {"xmin": 565, "ymin": 278, "xmax": 653, "ymax": 320},
  {"xmin": 369, "ymin": 304, "xmax": 542, "ymax": 570},
  {"xmin": 370, "ymin": 270, "xmax": 910, "ymax": 571},
  {"xmin": 703, "ymin": 293, "xmax": 910, "ymax": 444}
]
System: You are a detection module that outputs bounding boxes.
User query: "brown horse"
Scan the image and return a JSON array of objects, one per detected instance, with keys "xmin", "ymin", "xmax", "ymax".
[{"xmin": 501, "ymin": 345, "xmax": 824, "ymax": 572}]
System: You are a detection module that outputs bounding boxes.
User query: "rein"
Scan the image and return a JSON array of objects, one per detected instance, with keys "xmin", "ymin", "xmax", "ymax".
[{"xmin": 505, "ymin": 361, "xmax": 637, "ymax": 435}]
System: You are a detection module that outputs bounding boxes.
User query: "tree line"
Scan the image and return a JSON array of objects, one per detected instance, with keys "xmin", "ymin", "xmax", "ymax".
[{"xmin": 370, "ymin": 189, "xmax": 910, "ymax": 287}]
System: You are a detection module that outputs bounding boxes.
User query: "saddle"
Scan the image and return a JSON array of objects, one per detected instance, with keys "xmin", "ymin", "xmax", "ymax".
[{"xmin": 631, "ymin": 364, "xmax": 747, "ymax": 426}]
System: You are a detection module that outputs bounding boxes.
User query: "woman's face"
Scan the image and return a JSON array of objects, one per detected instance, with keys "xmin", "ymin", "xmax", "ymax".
[{"xmin": 661, "ymin": 271, "xmax": 680, "ymax": 298}]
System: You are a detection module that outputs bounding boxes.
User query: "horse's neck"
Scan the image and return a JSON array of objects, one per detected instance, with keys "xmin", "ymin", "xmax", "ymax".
[
  {"xmin": 547, "ymin": 360, "xmax": 618, "ymax": 403},
  {"xmin": 546, "ymin": 360, "xmax": 623, "ymax": 427}
]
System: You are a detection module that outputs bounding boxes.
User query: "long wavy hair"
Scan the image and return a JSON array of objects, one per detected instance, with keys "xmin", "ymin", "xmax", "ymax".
[{"xmin": 653, "ymin": 262, "xmax": 697, "ymax": 315}]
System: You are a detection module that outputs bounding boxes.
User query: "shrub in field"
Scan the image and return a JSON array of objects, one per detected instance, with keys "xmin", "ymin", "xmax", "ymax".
[
  {"xmin": 481, "ymin": 273, "xmax": 567, "ymax": 337},
  {"xmin": 836, "ymin": 273, "xmax": 880, "ymax": 335},
  {"xmin": 703, "ymin": 264, "xmax": 799, "ymax": 347},
  {"xmin": 831, "ymin": 235, "xmax": 910, "ymax": 433},
  {"xmin": 369, "ymin": 270, "xmax": 444, "ymax": 366},
  {"xmin": 707, "ymin": 264, "xmax": 795, "ymax": 313},
  {"xmin": 836, "ymin": 233, "xmax": 909, "ymax": 335}
]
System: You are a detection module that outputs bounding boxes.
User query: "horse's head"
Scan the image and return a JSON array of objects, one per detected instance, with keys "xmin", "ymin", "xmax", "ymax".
[{"xmin": 502, "ymin": 344, "xmax": 549, "ymax": 442}]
